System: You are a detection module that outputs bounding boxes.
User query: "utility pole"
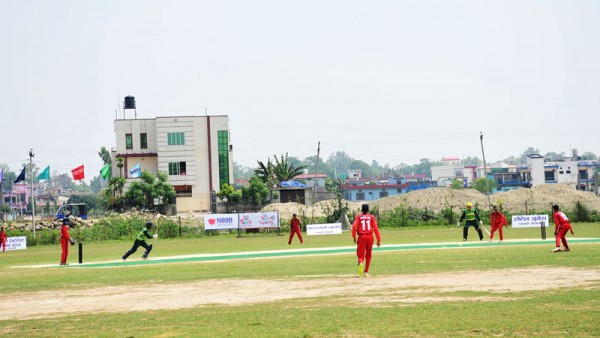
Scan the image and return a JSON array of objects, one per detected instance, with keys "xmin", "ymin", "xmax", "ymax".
[
  {"xmin": 479, "ymin": 132, "xmax": 492, "ymax": 210},
  {"xmin": 29, "ymin": 149, "xmax": 36, "ymax": 237}
]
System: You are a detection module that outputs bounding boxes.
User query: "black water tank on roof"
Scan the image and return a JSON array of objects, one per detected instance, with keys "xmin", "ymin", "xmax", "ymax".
[{"xmin": 124, "ymin": 96, "xmax": 136, "ymax": 109}]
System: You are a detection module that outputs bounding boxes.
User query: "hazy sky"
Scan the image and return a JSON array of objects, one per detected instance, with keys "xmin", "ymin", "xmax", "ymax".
[{"xmin": 1, "ymin": 0, "xmax": 599, "ymax": 181}]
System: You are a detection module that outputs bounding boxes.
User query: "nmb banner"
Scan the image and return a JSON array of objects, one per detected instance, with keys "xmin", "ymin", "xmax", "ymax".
[
  {"xmin": 204, "ymin": 214, "xmax": 238, "ymax": 230},
  {"xmin": 238, "ymin": 212, "xmax": 279, "ymax": 229},
  {"xmin": 512, "ymin": 215, "xmax": 549, "ymax": 228},
  {"xmin": 307, "ymin": 223, "xmax": 342, "ymax": 235},
  {"xmin": 204, "ymin": 212, "xmax": 280, "ymax": 230},
  {"xmin": 6, "ymin": 236, "xmax": 27, "ymax": 250}
]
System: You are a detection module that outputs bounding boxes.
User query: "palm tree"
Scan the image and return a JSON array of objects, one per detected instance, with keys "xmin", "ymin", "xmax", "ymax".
[
  {"xmin": 273, "ymin": 153, "xmax": 306, "ymax": 182},
  {"xmin": 116, "ymin": 158, "xmax": 124, "ymax": 178}
]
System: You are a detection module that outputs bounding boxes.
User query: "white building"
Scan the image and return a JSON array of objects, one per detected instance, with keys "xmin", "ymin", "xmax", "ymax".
[{"xmin": 113, "ymin": 114, "xmax": 233, "ymax": 212}]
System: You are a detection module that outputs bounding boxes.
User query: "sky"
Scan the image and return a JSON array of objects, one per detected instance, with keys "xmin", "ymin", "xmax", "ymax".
[{"xmin": 1, "ymin": 0, "xmax": 599, "ymax": 181}]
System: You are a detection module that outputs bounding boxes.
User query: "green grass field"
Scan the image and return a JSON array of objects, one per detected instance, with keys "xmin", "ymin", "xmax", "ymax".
[{"xmin": 1, "ymin": 224, "xmax": 599, "ymax": 337}]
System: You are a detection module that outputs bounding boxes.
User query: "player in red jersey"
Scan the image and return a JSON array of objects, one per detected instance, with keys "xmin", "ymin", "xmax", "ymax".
[
  {"xmin": 288, "ymin": 213, "xmax": 303, "ymax": 245},
  {"xmin": 489, "ymin": 205, "xmax": 508, "ymax": 242},
  {"xmin": 352, "ymin": 204, "xmax": 381, "ymax": 277},
  {"xmin": 552, "ymin": 204, "xmax": 574, "ymax": 253},
  {"xmin": 0, "ymin": 227, "xmax": 7, "ymax": 252},
  {"xmin": 59, "ymin": 218, "xmax": 74, "ymax": 265}
]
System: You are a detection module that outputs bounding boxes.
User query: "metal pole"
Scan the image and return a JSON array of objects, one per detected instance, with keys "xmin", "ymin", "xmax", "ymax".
[
  {"xmin": 78, "ymin": 242, "xmax": 83, "ymax": 264},
  {"xmin": 479, "ymin": 132, "xmax": 492, "ymax": 210},
  {"xmin": 29, "ymin": 149, "xmax": 36, "ymax": 237}
]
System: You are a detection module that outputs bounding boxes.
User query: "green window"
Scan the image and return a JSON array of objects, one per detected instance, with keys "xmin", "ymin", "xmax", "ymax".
[
  {"xmin": 140, "ymin": 133, "xmax": 147, "ymax": 149},
  {"xmin": 125, "ymin": 134, "xmax": 133, "ymax": 149},
  {"xmin": 167, "ymin": 132, "xmax": 185, "ymax": 145},
  {"xmin": 218, "ymin": 130, "xmax": 230, "ymax": 187}
]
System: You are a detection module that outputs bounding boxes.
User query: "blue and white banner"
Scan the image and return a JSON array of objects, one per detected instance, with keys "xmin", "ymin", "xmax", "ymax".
[
  {"xmin": 511, "ymin": 215, "xmax": 549, "ymax": 228},
  {"xmin": 6, "ymin": 236, "xmax": 27, "ymax": 250},
  {"xmin": 129, "ymin": 163, "xmax": 141, "ymax": 178}
]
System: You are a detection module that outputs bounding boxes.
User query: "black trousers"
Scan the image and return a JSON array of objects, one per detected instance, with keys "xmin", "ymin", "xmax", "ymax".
[
  {"xmin": 122, "ymin": 240, "xmax": 153, "ymax": 259},
  {"xmin": 463, "ymin": 220, "xmax": 484, "ymax": 240}
]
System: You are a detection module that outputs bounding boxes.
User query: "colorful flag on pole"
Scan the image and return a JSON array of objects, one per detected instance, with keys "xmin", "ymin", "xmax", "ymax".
[
  {"xmin": 0, "ymin": 168, "xmax": 3, "ymax": 183},
  {"xmin": 129, "ymin": 163, "xmax": 141, "ymax": 178},
  {"xmin": 37, "ymin": 166, "xmax": 50, "ymax": 181},
  {"xmin": 71, "ymin": 165, "xmax": 85, "ymax": 181},
  {"xmin": 100, "ymin": 163, "xmax": 112, "ymax": 180},
  {"xmin": 14, "ymin": 167, "xmax": 26, "ymax": 183}
]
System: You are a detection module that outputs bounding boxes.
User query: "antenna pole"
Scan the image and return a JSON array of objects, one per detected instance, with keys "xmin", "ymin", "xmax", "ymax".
[
  {"xmin": 29, "ymin": 149, "xmax": 36, "ymax": 237},
  {"xmin": 479, "ymin": 132, "xmax": 492, "ymax": 210}
]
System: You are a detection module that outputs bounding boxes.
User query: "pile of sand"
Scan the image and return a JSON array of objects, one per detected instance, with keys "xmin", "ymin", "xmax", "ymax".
[{"xmin": 262, "ymin": 184, "xmax": 600, "ymax": 218}]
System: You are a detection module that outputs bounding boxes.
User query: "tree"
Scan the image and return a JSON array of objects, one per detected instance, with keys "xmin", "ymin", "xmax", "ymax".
[
  {"xmin": 124, "ymin": 171, "xmax": 175, "ymax": 212},
  {"xmin": 515, "ymin": 147, "xmax": 540, "ymax": 166},
  {"xmin": 462, "ymin": 156, "xmax": 482, "ymax": 166},
  {"xmin": 581, "ymin": 151, "xmax": 598, "ymax": 161},
  {"xmin": 89, "ymin": 175, "xmax": 103, "ymax": 194},
  {"xmin": 0, "ymin": 165, "xmax": 16, "ymax": 192},
  {"xmin": 233, "ymin": 162, "xmax": 254, "ymax": 180},
  {"xmin": 327, "ymin": 151, "xmax": 353, "ymax": 177},
  {"xmin": 472, "ymin": 177, "xmax": 497, "ymax": 194},
  {"xmin": 241, "ymin": 176, "xmax": 269, "ymax": 209},
  {"xmin": 98, "ymin": 147, "xmax": 112, "ymax": 165},
  {"xmin": 116, "ymin": 158, "xmax": 124, "ymax": 178},
  {"xmin": 216, "ymin": 183, "xmax": 242, "ymax": 212},
  {"xmin": 100, "ymin": 177, "xmax": 126, "ymax": 211},
  {"xmin": 272, "ymin": 153, "xmax": 306, "ymax": 182},
  {"xmin": 450, "ymin": 179, "xmax": 463, "ymax": 190}
]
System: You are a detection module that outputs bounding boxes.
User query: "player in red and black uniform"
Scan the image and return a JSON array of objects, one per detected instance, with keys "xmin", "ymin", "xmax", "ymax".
[
  {"xmin": 352, "ymin": 204, "xmax": 381, "ymax": 277},
  {"xmin": 489, "ymin": 205, "xmax": 508, "ymax": 242},
  {"xmin": 288, "ymin": 213, "xmax": 303, "ymax": 245},
  {"xmin": 59, "ymin": 218, "xmax": 74, "ymax": 265},
  {"xmin": 0, "ymin": 227, "xmax": 7, "ymax": 253},
  {"xmin": 552, "ymin": 204, "xmax": 574, "ymax": 252}
]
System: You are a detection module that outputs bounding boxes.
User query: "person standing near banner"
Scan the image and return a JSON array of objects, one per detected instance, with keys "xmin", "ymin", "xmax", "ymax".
[
  {"xmin": 0, "ymin": 227, "xmax": 7, "ymax": 253},
  {"xmin": 288, "ymin": 213, "xmax": 303, "ymax": 245},
  {"xmin": 352, "ymin": 204, "xmax": 381, "ymax": 277},
  {"xmin": 59, "ymin": 218, "xmax": 74, "ymax": 265},
  {"xmin": 489, "ymin": 205, "xmax": 509, "ymax": 242}
]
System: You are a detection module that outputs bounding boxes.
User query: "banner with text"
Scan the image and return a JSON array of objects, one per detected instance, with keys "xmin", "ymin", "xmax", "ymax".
[
  {"xmin": 511, "ymin": 215, "xmax": 549, "ymax": 228},
  {"xmin": 307, "ymin": 223, "xmax": 342, "ymax": 235},
  {"xmin": 238, "ymin": 212, "xmax": 279, "ymax": 229},
  {"xmin": 204, "ymin": 214, "xmax": 238, "ymax": 230},
  {"xmin": 204, "ymin": 212, "xmax": 280, "ymax": 230},
  {"xmin": 6, "ymin": 236, "xmax": 27, "ymax": 250}
]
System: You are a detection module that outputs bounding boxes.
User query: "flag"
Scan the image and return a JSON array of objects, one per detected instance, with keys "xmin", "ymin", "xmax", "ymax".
[
  {"xmin": 100, "ymin": 163, "xmax": 112, "ymax": 180},
  {"xmin": 0, "ymin": 168, "xmax": 3, "ymax": 183},
  {"xmin": 14, "ymin": 167, "xmax": 25, "ymax": 183},
  {"xmin": 71, "ymin": 165, "xmax": 85, "ymax": 181},
  {"xmin": 37, "ymin": 166, "xmax": 50, "ymax": 181},
  {"xmin": 129, "ymin": 163, "xmax": 141, "ymax": 178}
]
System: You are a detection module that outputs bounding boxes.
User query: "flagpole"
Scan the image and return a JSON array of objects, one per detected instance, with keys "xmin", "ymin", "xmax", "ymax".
[
  {"xmin": 30, "ymin": 152, "xmax": 36, "ymax": 236},
  {"xmin": 29, "ymin": 149, "xmax": 36, "ymax": 238}
]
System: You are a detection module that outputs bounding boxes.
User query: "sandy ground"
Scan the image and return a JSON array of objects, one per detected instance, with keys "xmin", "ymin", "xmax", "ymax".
[{"xmin": 1, "ymin": 267, "xmax": 598, "ymax": 320}]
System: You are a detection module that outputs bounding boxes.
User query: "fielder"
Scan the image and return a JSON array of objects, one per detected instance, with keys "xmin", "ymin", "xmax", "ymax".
[
  {"xmin": 351, "ymin": 204, "xmax": 381, "ymax": 277},
  {"xmin": 288, "ymin": 213, "xmax": 303, "ymax": 245},
  {"xmin": 489, "ymin": 205, "xmax": 509, "ymax": 242},
  {"xmin": 552, "ymin": 204, "xmax": 574, "ymax": 253},
  {"xmin": 122, "ymin": 222, "xmax": 158, "ymax": 261},
  {"xmin": 59, "ymin": 218, "xmax": 75, "ymax": 265},
  {"xmin": 457, "ymin": 202, "xmax": 484, "ymax": 241}
]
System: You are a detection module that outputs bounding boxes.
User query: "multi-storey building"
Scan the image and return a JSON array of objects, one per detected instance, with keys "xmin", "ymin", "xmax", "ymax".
[{"xmin": 113, "ymin": 113, "xmax": 233, "ymax": 213}]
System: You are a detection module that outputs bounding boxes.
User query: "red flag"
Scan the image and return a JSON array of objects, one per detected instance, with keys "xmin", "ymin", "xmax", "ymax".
[{"xmin": 71, "ymin": 165, "xmax": 85, "ymax": 181}]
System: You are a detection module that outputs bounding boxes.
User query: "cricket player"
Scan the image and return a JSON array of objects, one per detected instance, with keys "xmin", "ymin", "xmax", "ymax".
[
  {"xmin": 352, "ymin": 204, "xmax": 381, "ymax": 277},
  {"xmin": 59, "ymin": 218, "xmax": 74, "ymax": 265},
  {"xmin": 457, "ymin": 202, "xmax": 484, "ymax": 241},
  {"xmin": 489, "ymin": 205, "xmax": 508, "ymax": 242},
  {"xmin": 552, "ymin": 204, "xmax": 574, "ymax": 252},
  {"xmin": 122, "ymin": 222, "xmax": 158, "ymax": 261},
  {"xmin": 0, "ymin": 227, "xmax": 7, "ymax": 253},
  {"xmin": 288, "ymin": 213, "xmax": 303, "ymax": 245}
]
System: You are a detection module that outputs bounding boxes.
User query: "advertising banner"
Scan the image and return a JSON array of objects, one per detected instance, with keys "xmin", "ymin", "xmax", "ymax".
[
  {"xmin": 511, "ymin": 215, "xmax": 549, "ymax": 228},
  {"xmin": 238, "ymin": 212, "xmax": 279, "ymax": 229},
  {"xmin": 204, "ymin": 214, "xmax": 239, "ymax": 230},
  {"xmin": 6, "ymin": 236, "xmax": 27, "ymax": 250},
  {"xmin": 307, "ymin": 223, "xmax": 342, "ymax": 235}
]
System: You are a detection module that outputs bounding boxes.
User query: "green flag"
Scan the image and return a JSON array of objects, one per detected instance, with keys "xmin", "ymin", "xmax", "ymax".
[
  {"xmin": 100, "ymin": 163, "xmax": 112, "ymax": 180},
  {"xmin": 37, "ymin": 166, "xmax": 50, "ymax": 181}
]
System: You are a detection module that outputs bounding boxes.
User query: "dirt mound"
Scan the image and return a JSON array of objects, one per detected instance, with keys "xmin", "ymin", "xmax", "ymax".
[{"xmin": 263, "ymin": 184, "xmax": 600, "ymax": 218}]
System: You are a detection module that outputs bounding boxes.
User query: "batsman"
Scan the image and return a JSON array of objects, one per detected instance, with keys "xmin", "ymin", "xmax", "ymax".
[
  {"xmin": 457, "ymin": 202, "xmax": 485, "ymax": 241},
  {"xmin": 122, "ymin": 222, "xmax": 158, "ymax": 261}
]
